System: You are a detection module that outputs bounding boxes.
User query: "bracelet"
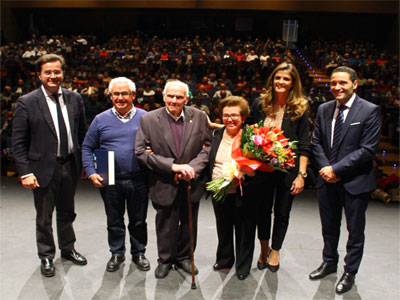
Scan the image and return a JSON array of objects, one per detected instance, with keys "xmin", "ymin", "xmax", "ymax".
[{"xmin": 298, "ymin": 171, "xmax": 307, "ymax": 178}]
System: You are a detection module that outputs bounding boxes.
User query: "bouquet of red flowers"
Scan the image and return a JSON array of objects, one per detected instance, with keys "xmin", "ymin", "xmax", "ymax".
[
  {"xmin": 206, "ymin": 120, "xmax": 297, "ymax": 202},
  {"xmin": 238, "ymin": 120, "xmax": 297, "ymax": 172}
]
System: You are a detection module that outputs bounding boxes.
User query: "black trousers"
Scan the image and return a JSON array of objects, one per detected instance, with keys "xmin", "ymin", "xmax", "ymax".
[
  {"xmin": 152, "ymin": 183, "xmax": 199, "ymax": 265},
  {"xmin": 249, "ymin": 171, "xmax": 294, "ymax": 251},
  {"xmin": 318, "ymin": 182, "xmax": 368, "ymax": 274},
  {"xmin": 33, "ymin": 158, "xmax": 78, "ymax": 259},
  {"xmin": 100, "ymin": 178, "xmax": 148, "ymax": 256},
  {"xmin": 212, "ymin": 193, "xmax": 256, "ymax": 275}
]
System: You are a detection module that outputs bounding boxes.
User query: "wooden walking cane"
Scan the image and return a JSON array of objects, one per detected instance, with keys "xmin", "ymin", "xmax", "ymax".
[
  {"xmin": 174, "ymin": 174, "xmax": 197, "ymax": 289},
  {"xmin": 187, "ymin": 180, "xmax": 197, "ymax": 289}
]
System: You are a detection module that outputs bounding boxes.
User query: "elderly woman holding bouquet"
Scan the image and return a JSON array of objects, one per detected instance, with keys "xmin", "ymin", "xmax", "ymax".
[
  {"xmin": 207, "ymin": 96, "xmax": 256, "ymax": 280},
  {"xmin": 247, "ymin": 62, "xmax": 311, "ymax": 272}
]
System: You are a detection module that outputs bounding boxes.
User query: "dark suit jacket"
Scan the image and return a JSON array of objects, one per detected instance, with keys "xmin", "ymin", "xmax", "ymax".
[
  {"xmin": 135, "ymin": 106, "xmax": 211, "ymax": 206},
  {"xmin": 12, "ymin": 87, "xmax": 87, "ymax": 187},
  {"xmin": 311, "ymin": 95, "xmax": 381, "ymax": 195},
  {"xmin": 247, "ymin": 98, "xmax": 311, "ymax": 187}
]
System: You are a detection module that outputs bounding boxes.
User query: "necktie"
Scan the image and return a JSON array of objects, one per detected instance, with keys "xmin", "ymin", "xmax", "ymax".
[
  {"xmin": 329, "ymin": 105, "xmax": 346, "ymax": 164},
  {"xmin": 53, "ymin": 94, "xmax": 68, "ymax": 158}
]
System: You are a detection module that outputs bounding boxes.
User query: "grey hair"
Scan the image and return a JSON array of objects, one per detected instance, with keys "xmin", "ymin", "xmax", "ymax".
[
  {"xmin": 109, "ymin": 77, "xmax": 136, "ymax": 93},
  {"xmin": 163, "ymin": 79, "xmax": 189, "ymax": 98}
]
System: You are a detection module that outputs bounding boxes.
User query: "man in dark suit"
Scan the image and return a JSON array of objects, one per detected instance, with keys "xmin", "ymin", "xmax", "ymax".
[
  {"xmin": 135, "ymin": 80, "xmax": 211, "ymax": 279},
  {"xmin": 12, "ymin": 54, "xmax": 88, "ymax": 277},
  {"xmin": 310, "ymin": 66, "xmax": 381, "ymax": 294}
]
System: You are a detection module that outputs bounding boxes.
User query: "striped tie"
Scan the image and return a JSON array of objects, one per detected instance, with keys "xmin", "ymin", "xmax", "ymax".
[{"xmin": 329, "ymin": 105, "xmax": 346, "ymax": 164}]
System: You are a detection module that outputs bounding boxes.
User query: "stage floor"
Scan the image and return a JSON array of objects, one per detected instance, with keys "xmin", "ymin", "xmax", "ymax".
[{"xmin": 1, "ymin": 177, "xmax": 399, "ymax": 300}]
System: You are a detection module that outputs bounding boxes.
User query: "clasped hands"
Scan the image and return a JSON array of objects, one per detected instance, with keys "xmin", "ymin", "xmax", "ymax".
[
  {"xmin": 145, "ymin": 145, "xmax": 194, "ymax": 182},
  {"xmin": 319, "ymin": 166, "xmax": 340, "ymax": 183},
  {"xmin": 172, "ymin": 163, "xmax": 195, "ymax": 182}
]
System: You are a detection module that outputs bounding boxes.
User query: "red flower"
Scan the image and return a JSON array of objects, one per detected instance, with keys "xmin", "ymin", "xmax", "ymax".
[
  {"xmin": 286, "ymin": 158, "xmax": 295, "ymax": 165},
  {"xmin": 265, "ymin": 131, "xmax": 276, "ymax": 141},
  {"xmin": 278, "ymin": 135, "xmax": 289, "ymax": 147},
  {"xmin": 238, "ymin": 120, "xmax": 297, "ymax": 173},
  {"xmin": 271, "ymin": 127, "xmax": 281, "ymax": 134},
  {"xmin": 262, "ymin": 144, "xmax": 273, "ymax": 155}
]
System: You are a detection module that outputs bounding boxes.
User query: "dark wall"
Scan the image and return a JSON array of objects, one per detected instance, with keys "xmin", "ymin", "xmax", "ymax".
[
  {"xmin": 298, "ymin": 12, "xmax": 399, "ymax": 52},
  {"xmin": 2, "ymin": 8, "xmax": 398, "ymax": 53}
]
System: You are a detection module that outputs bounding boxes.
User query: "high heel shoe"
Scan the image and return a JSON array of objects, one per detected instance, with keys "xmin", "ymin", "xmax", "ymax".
[
  {"xmin": 257, "ymin": 240, "xmax": 270, "ymax": 270},
  {"xmin": 266, "ymin": 262, "xmax": 280, "ymax": 272},
  {"xmin": 266, "ymin": 249, "xmax": 280, "ymax": 272},
  {"xmin": 257, "ymin": 261, "xmax": 268, "ymax": 270}
]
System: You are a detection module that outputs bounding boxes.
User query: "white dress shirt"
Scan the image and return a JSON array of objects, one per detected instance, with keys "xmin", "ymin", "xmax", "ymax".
[
  {"xmin": 41, "ymin": 85, "xmax": 74, "ymax": 156},
  {"xmin": 331, "ymin": 93, "xmax": 356, "ymax": 145}
]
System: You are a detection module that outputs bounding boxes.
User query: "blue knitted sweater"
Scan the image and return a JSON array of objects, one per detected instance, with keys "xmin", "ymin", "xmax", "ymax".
[{"xmin": 82, "ymin": 108, "xmax": 146, "ymax": 178}]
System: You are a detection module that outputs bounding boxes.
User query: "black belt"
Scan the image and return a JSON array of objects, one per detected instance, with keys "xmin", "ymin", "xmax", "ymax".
[{"xmin": 56, "ymin": 154, "xmax": 74, "ymax": 164}]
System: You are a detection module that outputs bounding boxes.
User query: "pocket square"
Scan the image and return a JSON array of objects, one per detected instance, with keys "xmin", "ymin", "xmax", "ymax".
[{"xmin": 350, "ymin": 122, "xmax": 360, "ymax": 126}]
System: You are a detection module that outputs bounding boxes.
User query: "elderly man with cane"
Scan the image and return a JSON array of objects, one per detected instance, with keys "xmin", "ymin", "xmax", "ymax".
[{"xmin": 135, "ymin": 80, "xmax": 211, "ymax": 281}]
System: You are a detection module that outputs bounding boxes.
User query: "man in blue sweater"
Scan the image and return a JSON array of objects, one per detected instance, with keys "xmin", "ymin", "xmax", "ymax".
[{"xmin": 82, "ymin": 77, "xmax": 150, "ymax": 272}]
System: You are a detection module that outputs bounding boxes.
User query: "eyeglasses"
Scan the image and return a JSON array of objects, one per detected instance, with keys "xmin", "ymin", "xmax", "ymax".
[
  {"xmin": 165, "ymin": 94, "xmax": 186, "ymax": 101},
  {"xmin": 111, "ymin": 92, "xmax": 131, "ymax": 97},
  {"xmin": 222, "ymin": 114, "xmax": 241, "ymax": 120}
]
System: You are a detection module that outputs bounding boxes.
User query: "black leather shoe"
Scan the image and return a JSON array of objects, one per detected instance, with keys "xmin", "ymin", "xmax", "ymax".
[
  {"xmin": 133, "ymin": 254, "xmax": 150, "ymax": 271},
  {"xmin": 309, "ymin": 262, "xmax": 337, "ymax": 280},
  {"xmin": 212, "ymin": 263, "xmax": 232, "ymax": 274},
  {"xmin": 155, "ymin": 263, "xmax": 172, "ymax": 279},
  {"xmin": 266, "ymin": 262, "xmax": 280, "ymax": 272},
  {"xmin": 175, "ymin": 260, "xmax": 198, "ymax": 275},
  {"xmin": 213, "ymin": 263, "xmax": 232, "ymax": 271},
  {"xmin": 41, "ymin": 258, "xmax": 55, "ymax": 277},
  {"xmin": 213, "ymin": 263, "xmax": 221, "ymax": 271},
  {"xmin": 106, "ymin": 255, "xmax": 125, "ymax": 272},
  {"xmin": 336, "ymin": 272, "xmax": 355, "ymax": 294},
  {"xmin": 61, "ymin": 249, "xmax": 87, "ymax": 265},
  {"xmin": 257, "ymin": 261, "xmax": 268, "ymax": 270},
  {"xmin": 237, "ymin": 272, "xmax": 249, "ymax": 280}
]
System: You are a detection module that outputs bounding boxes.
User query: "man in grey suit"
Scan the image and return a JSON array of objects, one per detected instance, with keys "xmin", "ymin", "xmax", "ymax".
[
  {"xmin": 12, "ymin": 54, "xmax": 88, "ymax": 277},
  {"xmin": 135, "ymin": 80, "xmax": 211, "ymax": 279},
  {"xmin": 309, "ymin": 66, "xmax": 381, "ymax": 294}
]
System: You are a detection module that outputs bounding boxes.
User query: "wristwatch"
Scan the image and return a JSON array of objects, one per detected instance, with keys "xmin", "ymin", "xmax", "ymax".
[{"xmin": 298, "ymin": 171, "xmax": 307, "ymax": 178}]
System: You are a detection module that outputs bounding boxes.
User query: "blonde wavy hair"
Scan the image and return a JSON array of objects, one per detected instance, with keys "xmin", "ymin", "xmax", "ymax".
[{"xmin": 261, "ymin": 62, "xmax": 308, "ymax": 121}]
